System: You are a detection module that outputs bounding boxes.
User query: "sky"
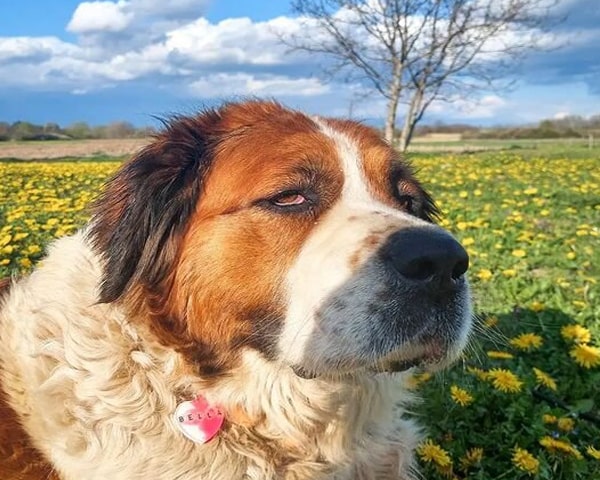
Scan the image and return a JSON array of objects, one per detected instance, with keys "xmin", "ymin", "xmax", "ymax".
[{"xmin": 0, "ymin": 0, "xmax": 599, "ymax": 128}]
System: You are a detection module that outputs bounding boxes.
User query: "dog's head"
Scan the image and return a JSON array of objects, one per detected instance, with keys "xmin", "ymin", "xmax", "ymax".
[{"xmin": 90, "ymin": 100, "xmax": 472, "ymax": 379}]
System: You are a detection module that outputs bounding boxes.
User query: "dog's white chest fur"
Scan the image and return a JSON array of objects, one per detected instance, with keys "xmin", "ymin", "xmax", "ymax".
[{"xmin": 0, "ymin": 233, "xmax": 420, "ymax": 479}]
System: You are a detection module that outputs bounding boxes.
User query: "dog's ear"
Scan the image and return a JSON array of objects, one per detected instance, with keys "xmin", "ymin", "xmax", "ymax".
[{"xmin": 89, "ymin": 112, "xmax": 220, "ymax": 304}]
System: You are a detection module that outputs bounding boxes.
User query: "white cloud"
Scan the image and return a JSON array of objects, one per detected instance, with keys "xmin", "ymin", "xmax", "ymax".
[
  {"xmin": 189, "ymin": 73, "xmax": 330, "ymax": 98},
  {"xmin": 165, "ymin": 16, "xmax": 303, "ymax": 66},
  {"xmin": 67, "ymin": 0, "xmax": 209, "ymax": 35},
  {"xmin": 67, "ymin": 1, "xmax": 133, "ymax": 34},
  {"xmin": 0, "ymin": 0, "xmax": 598, "ymax": 124},
  {"xmin": 129, "ymin": 0, "xmax": 209, "ymax": 18},
  {"xmin": 428, "ymin": 94, "xmax": 508, "ymax": 119},
  {"xmin": 0, "ymin": 9, "xmax": 311, "ymax": 92},
  {"xmin": 0, "ymin": 37, "xmax": 79, "ymax": 62}
]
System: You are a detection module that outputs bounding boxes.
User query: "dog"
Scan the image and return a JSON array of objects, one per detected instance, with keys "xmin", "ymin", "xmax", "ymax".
[{"xmin": 0, "ymin": 100, "xmax": 472, "ymax": 480}]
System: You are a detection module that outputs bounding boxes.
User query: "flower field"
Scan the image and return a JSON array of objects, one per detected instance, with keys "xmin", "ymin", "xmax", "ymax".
[
  {"xmin": 412, "ymin": 152, "xmax": 600, "ymax": 479},
  {"xmin": 1, "ymin": 152, "xmax": 599, "ymax": 479}
]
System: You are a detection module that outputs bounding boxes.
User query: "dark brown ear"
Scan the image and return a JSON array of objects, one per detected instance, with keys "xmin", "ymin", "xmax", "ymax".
[{"xmin": 89, "ymin": 111, "xmax": 220, "ymax": 304}]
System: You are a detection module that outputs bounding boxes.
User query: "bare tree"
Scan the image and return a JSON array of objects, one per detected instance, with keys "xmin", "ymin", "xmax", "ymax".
[{"xmin": 285, "ymin": 0, "xmax": 562, "ymax": 151}]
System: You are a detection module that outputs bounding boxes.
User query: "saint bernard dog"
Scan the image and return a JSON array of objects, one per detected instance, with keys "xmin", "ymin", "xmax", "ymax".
[{"xmin": 0, "ymin": 100, "xmax": 472, "ymax": 480}]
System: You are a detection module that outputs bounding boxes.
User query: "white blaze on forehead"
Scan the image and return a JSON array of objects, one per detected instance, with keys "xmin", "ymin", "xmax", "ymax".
[
  {"xmin": 313, "ymin": 118, "xmax": 427, "ymax": 220},
  {"xmin": 313, "ymin": 118, "xmax": 374, "ymax": 204},
  {"xmin": 278, "ymin": 119, "xmax": 429, "ymax": 367}
]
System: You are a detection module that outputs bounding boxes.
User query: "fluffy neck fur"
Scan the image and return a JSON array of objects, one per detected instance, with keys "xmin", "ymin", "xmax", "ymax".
[{"xmin": 0, "ymin": 232, "xmax": 420, "ymax": 479}]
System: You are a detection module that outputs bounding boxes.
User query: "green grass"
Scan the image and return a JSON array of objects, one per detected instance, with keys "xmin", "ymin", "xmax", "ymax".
[
  {"xmin": 0, "ymin": 152, "xmax": 599, "ymax": 478},
  {"xmin": 410, "ymin": 152, "xmax": 599, "ymax": 479},
  {"xmin": 408, "ymin": 137, "xmax": 600, "ymax": 159}
]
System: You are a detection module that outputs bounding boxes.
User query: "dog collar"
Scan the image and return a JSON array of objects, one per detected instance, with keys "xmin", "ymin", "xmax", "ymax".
[{"xmin": 173, "ymin": 395, "xmax": 224, "ymax": 444}]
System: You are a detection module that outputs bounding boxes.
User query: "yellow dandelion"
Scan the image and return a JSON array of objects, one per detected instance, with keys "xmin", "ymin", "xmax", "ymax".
[
  {"xmin": 487, "ymin": 368, "xmax": 523, "ymax": 393},
  {"xmin": 517, "ymin": 231, "xmax": 534, "ymax": 242},
  {"xmin": 532, "ymin": 368, "xmax": 557, "ymax": 391},
  {"xmin": 0, "ymin": 234, "xmax": 11, "ymax": 247},
  {"xmin": 523, "ymin": 187, "xmax": 538, "ymax": 195},
  {"xmin": 476, "ymin": 269, "xmax": 493, "ymax": 281},
  {"xmin": 542, "ymin": 414, "xmax": 557, "ymax": 424},
  {"xmin": 26, "ymin": 245, "xmax": 42, "ymax": 255},
  {"xmin": 557, "ymin": 417, "xmax": 575, "ymax": 432},
  {"xmin": 586, "ymin": 446, "xmax": 600, "ymax": 460},
  {"xmin": 512, "ymin": 447, "xmax": 539, "ymax": 475},
  {"xmin": 561, "ymin": 324, "xmax": 592, "ymax": 344},
  {"xmin": 417, "ymin": 439, "xmax": 452, "ymax": 467},
  {"xmin": 502, "ymin": 269, "xmax": 517, "ymax": 278},
  {"xmin": 510, "ymin": 333, "xmax": 543, "ymax": 350},
  {"xmin": 572, "ymin": 300, "xmax": 587, "ymax": 310},
  {"xmin": 483, "ymin": 316, "xmax": 498, "ymax": 328},
  {"xmin": 570, "ymin": 344, "xmax": 600, "ymax": 368},
  {"xmin": 405, "ymin": 372, "xmax": 432, "ymax": 390},
  {"xmin": 404, "ymin": 377, "xmax": 420, "ymax": 390},
  {"xmin": 487, "ymin": 351, "xmax": 514, "ymax": 360},
  {"xmin": 459, "ymin": 447, "xmax": 483, "ymax": 469},
  {"xmin": 530, "ymin": 301, "xmax": 545, "ymax": 312},
  {"xmin": 18, "ymin": 258, "xmax": 32, "ymax": 269},
  {"xmin": 539, "ymin": 436, "xmax": 582, "ymax": 459},
  {"xmin": 462, "ymin": 237, "xmax": 475, "ymax": 247},
  {"xmin": 512, "ymin": 249, "xmax": 527, "ymax": 258},
  {"xmin": 566, "ymin": 251, "xmax": 576, "ymax": 260},
  {"xmin": 467, "ymin": 366, "xmax": 489, "ymax": 381},
  {"xmin": 450, "ymin": 385, "xmax": 473, "ymax": 406},
  {"xmin": 459, "ymin": 191, "xmax": 468, "ymax": 198}
]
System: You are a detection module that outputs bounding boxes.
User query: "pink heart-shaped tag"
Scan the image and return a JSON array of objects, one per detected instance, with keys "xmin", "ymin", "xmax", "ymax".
[{"xmin": 173, "ymin": 396, "xmax": 224, "ymax": 444}]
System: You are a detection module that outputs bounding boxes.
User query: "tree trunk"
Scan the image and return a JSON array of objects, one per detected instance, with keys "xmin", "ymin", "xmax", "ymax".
[
  {"xmin": 383, "ymin": 61, "xmax": 404, "ymax": 145},
  {"xmin": 398, "ymin": 87, "xmax": 424, "ymax": 153},
  {"xmin": 384, "ymin": 95, "xmax": 399, "ymax": 144}
]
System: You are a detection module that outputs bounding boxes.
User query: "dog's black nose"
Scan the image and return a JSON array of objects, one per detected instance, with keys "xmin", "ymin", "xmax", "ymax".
[{"xmin": 382, "ymin": 228, "xmax": 469, "ymax": 289}]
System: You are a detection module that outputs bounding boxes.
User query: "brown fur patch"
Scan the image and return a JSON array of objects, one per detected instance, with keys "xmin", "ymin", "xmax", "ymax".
[
  {"xmin": 348, "ymin": 226, "xmax": 399, "ymax": 271},
  {"xmin": 0, "ymin": 278, "xmax": 11, "ymax": 300},
  {"xmin": 1, "ymin": 283, "xmax": 57, "ymax": 479},
  {"xmin": 165, "ymin": 105, "xmax": 344, "ymax": 374}
]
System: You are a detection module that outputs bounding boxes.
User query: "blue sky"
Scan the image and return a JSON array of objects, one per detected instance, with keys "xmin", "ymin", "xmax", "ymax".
[{"xmin": 1, "ymin": 0, "xmax": 599, "ymax": 127}]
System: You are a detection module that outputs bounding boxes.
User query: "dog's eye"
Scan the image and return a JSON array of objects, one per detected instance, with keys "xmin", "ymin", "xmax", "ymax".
[
  {"xmin": 271, "ymin": 191, "xmax": 307, "ymax": 207},
  {"xmin": 397, "ymin": 194, "xmax": 414, "ymax": 213},
  {"xmin": 258, "ymin": 189, "xmax": 315, "ymax": 214}
]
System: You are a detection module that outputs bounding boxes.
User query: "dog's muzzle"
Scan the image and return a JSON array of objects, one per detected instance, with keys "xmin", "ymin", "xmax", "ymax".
[{"xmin": 287, "ymin": 224, "xmax": 472, "ymax": 379}]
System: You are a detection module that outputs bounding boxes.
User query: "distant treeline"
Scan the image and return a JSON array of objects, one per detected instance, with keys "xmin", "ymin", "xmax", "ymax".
[
  {"xmin": 0, "ymin": 121, "xmax": 156, "ymax": 141},
  {"xmin": 412, "ymin": 114, "xmax": 600, "ymax": 140},
  {"xmin": 2, "ymin": 114, "xmax": 600, "ymax": 142}
]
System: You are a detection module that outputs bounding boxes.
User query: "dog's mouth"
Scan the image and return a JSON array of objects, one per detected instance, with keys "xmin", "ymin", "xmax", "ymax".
[
  {"xmin": 374, "ymin": 340, "xmax": 448, "ymax": 373},
  {"xmin": 291, "ymin": 338, "xmax": 452, "ymax": 379}
]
